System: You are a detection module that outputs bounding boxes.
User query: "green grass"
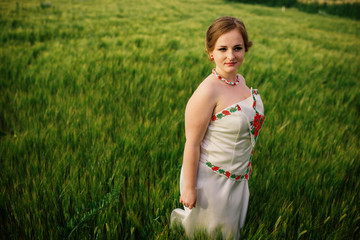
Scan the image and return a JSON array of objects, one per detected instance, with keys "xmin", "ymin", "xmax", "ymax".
[
  {"xmin": 227, "ymin": 0, "xmax": 360, "ymax": 20},
  {"xmin": 1, "ymin": 0, "xmax": 359, "ymax": 239}
]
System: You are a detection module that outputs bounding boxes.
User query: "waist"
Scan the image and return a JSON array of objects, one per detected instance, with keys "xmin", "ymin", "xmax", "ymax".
[
  {"xmin": 200, "ymin": 139, "xmax": 252, "ymax": 168},
  {"xmin": 199, "ymin": 158, "xmax": 252, "ymax": 181},
  {"xmin": 199, "ymin": 148, "xmax": 253, "ymax": 181}
]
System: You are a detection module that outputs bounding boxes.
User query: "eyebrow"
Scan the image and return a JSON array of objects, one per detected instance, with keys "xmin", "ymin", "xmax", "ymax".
[{"xmin": 218, "ymin": 44, "xmax": 244, "ymax": 48}]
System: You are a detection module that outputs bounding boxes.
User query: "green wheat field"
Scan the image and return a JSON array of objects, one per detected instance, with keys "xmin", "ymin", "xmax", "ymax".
[{"xmin": 1, "ymin": 0, "xmax": 359, "ymax": 239}]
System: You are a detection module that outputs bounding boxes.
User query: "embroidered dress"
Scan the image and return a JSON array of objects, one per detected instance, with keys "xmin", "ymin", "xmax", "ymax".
[{"xmin": 171, "ymin": 88, "xmax": 265, "ymax": 239}]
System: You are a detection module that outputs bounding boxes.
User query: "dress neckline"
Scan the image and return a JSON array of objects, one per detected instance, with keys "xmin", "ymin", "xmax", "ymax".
[{"xmin": 212, "ymin": 88, "xmax": 253, "ymax": 117}]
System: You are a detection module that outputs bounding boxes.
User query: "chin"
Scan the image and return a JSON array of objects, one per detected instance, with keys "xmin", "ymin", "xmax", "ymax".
[{"xmin": 226, "ymin": 65, "xmax": 240, "ymax": 72}]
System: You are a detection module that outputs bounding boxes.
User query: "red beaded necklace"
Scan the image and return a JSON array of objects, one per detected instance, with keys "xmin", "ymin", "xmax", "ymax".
[{"xmin": 212, "ymin": 69, "xmax": 240, "ymax": 86}]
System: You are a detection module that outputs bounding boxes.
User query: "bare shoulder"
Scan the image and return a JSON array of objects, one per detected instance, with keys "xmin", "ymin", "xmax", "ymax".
[
  {"xmin": 188, "ymin": 75, "xmax": 218, "ymax": 107},
  {"xmin": 184, "ymin": 75, "xmax": 218, "ymax": 142}
]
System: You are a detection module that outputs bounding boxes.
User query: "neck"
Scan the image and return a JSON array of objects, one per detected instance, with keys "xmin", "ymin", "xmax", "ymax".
[{"xmin": 215, "ymin": 67, "xmax": 237, "ymax": 82}]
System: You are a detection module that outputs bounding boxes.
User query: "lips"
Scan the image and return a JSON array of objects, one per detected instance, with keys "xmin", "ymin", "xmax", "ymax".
[{"xmin": 226, "ymin": 62, "xmax": 237, "ymax": 66}]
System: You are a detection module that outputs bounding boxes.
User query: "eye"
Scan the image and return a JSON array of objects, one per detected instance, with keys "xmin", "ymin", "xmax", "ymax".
[
  {"xmin": 218, "ymin": 47, "xmax": 227, "ymax": 51},
  {"xmin": 234, "ymin": 46, "xmax": 243, "ymax": 51}
]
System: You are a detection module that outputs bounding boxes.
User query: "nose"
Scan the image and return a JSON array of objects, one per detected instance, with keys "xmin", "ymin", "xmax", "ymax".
[{"xmin": 227, "ymin": 50, "xmax": 235, "ymax": 60}]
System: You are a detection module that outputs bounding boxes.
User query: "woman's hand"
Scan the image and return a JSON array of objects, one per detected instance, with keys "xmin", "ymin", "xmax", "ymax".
[{"xmin": 180, "ymin": 187, "xmax": 197, "ymax": 209}]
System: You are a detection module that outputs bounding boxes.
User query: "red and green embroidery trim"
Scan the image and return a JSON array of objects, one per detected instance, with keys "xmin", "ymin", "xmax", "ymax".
[
  {"xmin": 212, "ymin": 104, "xmax": 241, "ymax": 121},
  {"xmin": 205, "ymin": 160, "xmax": 251, "ymax": 181},
  {"xmin": 250, "ymin": 89, "xmax": 265, "ymax": 143}
]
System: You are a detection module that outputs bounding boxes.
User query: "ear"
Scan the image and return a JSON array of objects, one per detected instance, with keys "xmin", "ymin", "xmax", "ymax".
[{"xmin": 209, "ymin": 52, "xmax": 214, "ymax": 61}]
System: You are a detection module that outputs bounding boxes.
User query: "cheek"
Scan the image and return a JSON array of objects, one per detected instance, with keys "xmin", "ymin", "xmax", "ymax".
[
  {"xmin": 214, "ymin": 55, "xmax": 225, "ymax": 62},
  {"xmin": 236, "ymin": 52, "xmax": 245, "ymax": 60}
]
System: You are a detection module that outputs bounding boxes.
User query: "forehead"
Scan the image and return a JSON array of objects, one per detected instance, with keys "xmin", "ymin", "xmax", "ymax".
[{"xmin": 215, "ymin": 29, "xmax": 244, "ymax": 46}]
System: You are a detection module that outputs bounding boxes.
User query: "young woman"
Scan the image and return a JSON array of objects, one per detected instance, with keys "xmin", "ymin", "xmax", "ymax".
[{"xmin": 171, "ymin": 16, "xmax": 265, "ymax": 239}]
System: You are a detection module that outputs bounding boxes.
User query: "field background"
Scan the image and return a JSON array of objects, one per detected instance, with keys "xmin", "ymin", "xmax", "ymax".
[
  {"xmin": 1, "ymin": 0, "xmax": 359, "ymax": 239},
  {"xmin": 228, "ymin": 0, "xmax": 360, "ymax": 19}
]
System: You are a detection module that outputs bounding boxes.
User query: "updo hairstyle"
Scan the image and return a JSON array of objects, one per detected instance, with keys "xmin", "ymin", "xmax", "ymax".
[{"xmin": 206, "ymin": 16, "xmax": 252, "ymax": 59}]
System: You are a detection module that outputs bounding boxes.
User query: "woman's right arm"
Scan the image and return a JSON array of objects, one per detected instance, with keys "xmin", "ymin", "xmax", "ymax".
[{"xmin": 179, "ymin": 81, "xmax": 217, "ymax": 209}]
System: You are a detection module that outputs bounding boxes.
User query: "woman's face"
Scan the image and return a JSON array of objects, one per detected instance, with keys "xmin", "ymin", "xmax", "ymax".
[{"xmin": 210, "ymin": 29, "xmax": 245, "ymax": 77}]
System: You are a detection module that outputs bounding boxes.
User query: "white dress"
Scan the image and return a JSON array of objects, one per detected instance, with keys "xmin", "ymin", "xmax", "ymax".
[{"xmin": 171, "ymin": 88, "xmax": 265, "ymax": 239}]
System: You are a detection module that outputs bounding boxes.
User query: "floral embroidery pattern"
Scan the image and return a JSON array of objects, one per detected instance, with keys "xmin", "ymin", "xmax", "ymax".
[
  {"xmin": 206, "ymin": 161, "xmax": 251, "ymax": 181},
  {"xmin": 250, "ymin": 89, "xmax": 265, "ymax": 143},
  {"xmin": 205, "ymin": 89, "xmax": 265, "ymax": 181},
  {"xmin": 212, "ymin": 105, "xmax": 241, "ymax": 121}
]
